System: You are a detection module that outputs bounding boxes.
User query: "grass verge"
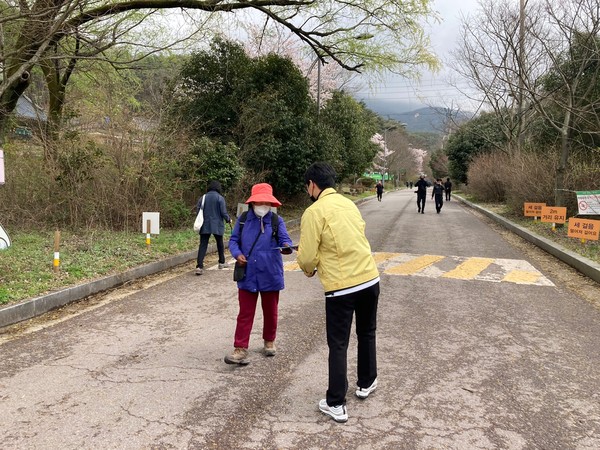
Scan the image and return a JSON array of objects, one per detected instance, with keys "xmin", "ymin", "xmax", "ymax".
[
  {"xmin": 458, "ymin": 193, "xmax": 599, "ymax": 265},
  {"xmin": 0, "ymin": 229, "xmax": 204, "ymax": 306}
]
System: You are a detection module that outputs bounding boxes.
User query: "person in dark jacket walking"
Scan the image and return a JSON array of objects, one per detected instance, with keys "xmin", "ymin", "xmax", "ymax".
[
  {"xmin": 432, "ymin": 178, "xmax": 445, "ymax": 213},
  {"xmin": 225, "ymin": 183, "xmax": 293, "ymax": 365},
  {"xmin": 415, "ymin": 175, "xmax": 428, "ymax": 214},
  {"xmin": 444, "ymin": 177, "xmax": 452, "ymax": 201},
  {"xmin": 195, "ymin": 180, "xmax": 232, "ymax": 275},
  {"xmin": 375, "ymin": 180, "xmax": 384, "ymax": 202}
]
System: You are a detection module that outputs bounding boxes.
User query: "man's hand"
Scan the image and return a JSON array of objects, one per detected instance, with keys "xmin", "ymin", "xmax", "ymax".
[{"xmin": 304, "ymin": 269, "xmax": 317, "ymax": 278}]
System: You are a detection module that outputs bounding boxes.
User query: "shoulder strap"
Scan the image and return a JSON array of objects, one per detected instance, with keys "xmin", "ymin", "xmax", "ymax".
[
  {"xmin": 271, "ymin": 213, "xmax": 279, "ymax": 241},
  {"xmin": 200, "ymin": 195, "xmax": 205, "ymax": 210},
  {"xmin": 238, "ymin": 211, "xmax": 248, "ymax": 246},
  {"xmin": 239, "ymin": 211, "xmax": 248, "ymax": 234}
]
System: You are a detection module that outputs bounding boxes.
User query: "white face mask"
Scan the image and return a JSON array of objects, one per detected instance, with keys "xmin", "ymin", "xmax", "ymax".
[{"xmin": 253, "ymin": 205, "xmax": 270, "ymax": 218}]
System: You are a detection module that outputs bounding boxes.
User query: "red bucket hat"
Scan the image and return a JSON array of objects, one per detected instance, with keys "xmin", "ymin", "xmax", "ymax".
[{"xmin": 245, "ymin": 183, "xmax": 282, "ymax": 207}]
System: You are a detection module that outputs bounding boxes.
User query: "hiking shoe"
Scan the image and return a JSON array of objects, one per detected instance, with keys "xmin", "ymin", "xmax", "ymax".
[
  {"xmin": 195, "ymin": 268, "xmax": 203, "ymax": 275},
  {"xmin": 218, "ymin": 263, "xmax": 228, "ymax": 269},
  {"xmin": 318, "ymin": 399, "xmax": 348, "ymax": 423},
  {"xmin": 264, "ymin": 340, "xmax": 276, "ymax": 357},
  {"xmin": 224, "ymin": 347, "xmax": 249, "ymax": 365},
  {"xmin": 355, "ymin": 378, "xmax": 378, "ymax": 399}
]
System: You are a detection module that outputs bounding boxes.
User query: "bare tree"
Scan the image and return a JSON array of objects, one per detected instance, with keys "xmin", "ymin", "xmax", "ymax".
[
  {"xmin": 450, "ymin": 0, "xmax": 546, "ymax": 152},
  {"xmin": 521, "ymin": 0, "xmax": 600, "ymax": 206},
  {"xmin": 0, "ymin": 0, "xmax": 441, "ymax": 142},
  {"xmin": 452, "ymin": 0, "xmax": 600, "ymax": 206}
]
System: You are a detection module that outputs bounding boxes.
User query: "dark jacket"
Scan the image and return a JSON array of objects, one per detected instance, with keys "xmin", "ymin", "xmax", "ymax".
[
  {"xmin": 197, "ymin": 190, "xmax": 230, "ymax": 235},
  {"xmin": 444, "ymin": 180, "xmax": 452, "ymax": 191},
  {"xmin": 229, "ymin": 209, "xmax": 293, "ymax": 292},
  {"xmin": 432, "ymin": 184, "xmax": 445, "ymax": 198},
  {"xmin": 415, "ymin": 178, "xmax": 428, "ymax": 195}
]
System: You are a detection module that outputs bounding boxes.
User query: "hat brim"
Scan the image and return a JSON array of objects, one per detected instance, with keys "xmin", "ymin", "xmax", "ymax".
[{"xmin": 245, "ymin": 195, "xmax": 282, "ymax": 207}]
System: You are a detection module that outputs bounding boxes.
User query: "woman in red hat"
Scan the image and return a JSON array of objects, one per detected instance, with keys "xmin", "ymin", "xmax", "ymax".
[{"xmin": 225, "ymin": 183, "xmax": 293, "ymax": 365}]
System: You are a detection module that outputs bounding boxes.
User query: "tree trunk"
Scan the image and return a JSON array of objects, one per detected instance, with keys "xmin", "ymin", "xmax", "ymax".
[
  {"xmin": 42, "ymin": 62, "xmax": 66, "ymax": 145},
  {"xmin": 0, "ymin": 75, "xmax": 32, "ymax": 144},
  {"xmin": 556, "ymin": 105, "xmax": 572, "ymax": 208}
]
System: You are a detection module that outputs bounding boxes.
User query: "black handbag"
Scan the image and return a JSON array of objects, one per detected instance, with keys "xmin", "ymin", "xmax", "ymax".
[
  {"xmin": 233, "ymin": 262, "xmax": 246, "ymax": 281},
  {"xmin": 233, "ymin": 221, "xmax": 261, "ymax": 282}
]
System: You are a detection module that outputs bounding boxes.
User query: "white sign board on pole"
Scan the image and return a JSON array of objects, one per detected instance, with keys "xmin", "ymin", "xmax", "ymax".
[
  {"xmin": 576, "ymin": 191, "xmax": 600, "ymax": 216},
  {"xmin": 142, "ymin": 212, "xmax": 160, "ymax": 234},
  {"xmin": 0, "ymin": 149, "xmax": 5, "ymax": 184}
]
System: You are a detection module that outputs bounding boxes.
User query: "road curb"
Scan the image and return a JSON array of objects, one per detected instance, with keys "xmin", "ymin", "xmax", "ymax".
[{"xmin": 456, "ymin": 195, "xmax": 600, "ymax": 284}]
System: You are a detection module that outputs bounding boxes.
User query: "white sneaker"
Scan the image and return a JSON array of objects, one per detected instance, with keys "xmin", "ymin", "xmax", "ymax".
[
  {"xmin": 355, "ymin": 378, "xmax": 377, "ymax": 399},
  {"xmin": 218, "ymin": 263, "xmax": 228, "ymax": 269},
  {"xmin": 318, "ymin": 399, "xmax": 348, "ymax": 423},
  {"xmin": 195, "ymin": 268, "xmax": 203, "ymax": 275}
]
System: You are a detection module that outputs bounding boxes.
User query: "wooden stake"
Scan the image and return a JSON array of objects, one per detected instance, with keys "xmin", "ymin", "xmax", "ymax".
[
  {"xmin": 146, "ymin": 219, "xmax": 151, "ymax": 249},
  {"xmin": 53, "ymin": 230, "xmax": 61, "ymax": 273}
]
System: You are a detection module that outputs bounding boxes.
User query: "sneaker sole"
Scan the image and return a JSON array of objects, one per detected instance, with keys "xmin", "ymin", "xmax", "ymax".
[
  {"xmin": 319, "ymin": 406, "xmax": 347, "ymax": 423},
  {"xmin": 224, "ymin": 357, "xmax": 250, "ymax": 365},
  {"xmin": 355, "ymin": 384, "xmax": 377, "ymax": 399},
  {"xmin": 355, "ymin": 389, "xmax": 375, "ymax": 399}
]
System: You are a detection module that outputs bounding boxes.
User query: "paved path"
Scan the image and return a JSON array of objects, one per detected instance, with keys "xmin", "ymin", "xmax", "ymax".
[{"xmin": 1, "ymin": 190, "xmax": 600, "ymax": 449}]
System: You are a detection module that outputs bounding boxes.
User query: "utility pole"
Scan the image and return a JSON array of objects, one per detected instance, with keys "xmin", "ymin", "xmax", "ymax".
[{"xmin": 517, "ymin": 0, "xmax": 526, "ymax": 151}]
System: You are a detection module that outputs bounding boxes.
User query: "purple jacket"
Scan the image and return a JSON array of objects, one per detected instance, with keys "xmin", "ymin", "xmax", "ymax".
[{"xmin": 228, "ymin": 209, "xmax": 293, "ymax": 292}]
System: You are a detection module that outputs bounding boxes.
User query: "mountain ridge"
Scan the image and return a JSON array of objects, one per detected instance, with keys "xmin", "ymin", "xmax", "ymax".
[{"xmin": 357, "ymin": 98, "xmax": 471, "ymax": 133}]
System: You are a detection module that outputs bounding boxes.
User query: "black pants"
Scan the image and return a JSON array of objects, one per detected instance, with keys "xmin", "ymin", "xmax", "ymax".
[
  {"xmin": 197, "ymin": 233, "xmax": 225, "ymax": 268},
  {"xmin": 417, "ymin": 194, "xmax": 426, "ymax": 212},
  {"xmin": 434, "ymin": 195, "xmax": 444, "ymax": 212},
  {"xmin": 445, "ymin": 190, "xmax": 451, "ymax": 201},
  {"xmin": 325, "ymin": 282, "xmax": 379, "ymax": 406},
  {"xmin": 376, "ymin": 191, "xmax": 382, "ymax": 201}
]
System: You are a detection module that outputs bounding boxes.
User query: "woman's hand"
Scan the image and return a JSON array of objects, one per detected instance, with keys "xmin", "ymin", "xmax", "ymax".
[{"xmin": 236, "ymin": 255, "xmax": 247, "ymax": 266}]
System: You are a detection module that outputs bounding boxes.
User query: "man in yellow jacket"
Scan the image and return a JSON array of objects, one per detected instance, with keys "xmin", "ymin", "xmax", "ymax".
[{"xmin": 297, "ymin": 162, "xmax": 380, "ymax": 423}]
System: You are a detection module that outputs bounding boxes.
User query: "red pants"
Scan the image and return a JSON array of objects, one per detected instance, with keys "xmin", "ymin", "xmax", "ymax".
[{"xmin": 234, "ymin": 289, "xmax": 280, "ymax": 348}]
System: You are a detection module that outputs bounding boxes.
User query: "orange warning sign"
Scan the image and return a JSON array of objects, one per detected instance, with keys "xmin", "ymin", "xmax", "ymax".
[
  {"xmin": 524, "ymin": 202, "xmax": 545, "ymax": 217},
  {"xmin": 567, "ymin": 218, "xmax": 599, "ymax": 240},
  {"xmin": 540, "ymin": 206, "xmax": 567, "ymax": 224}
]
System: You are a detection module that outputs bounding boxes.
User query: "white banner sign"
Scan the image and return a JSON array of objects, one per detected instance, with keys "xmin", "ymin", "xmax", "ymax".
[
  {"xmin": 0, "ymin": 149, "xmax": 5, "ymax": 184},
  {"xmin": 576, "ymin": 191, "xmax": 600, "ymax": 216}
]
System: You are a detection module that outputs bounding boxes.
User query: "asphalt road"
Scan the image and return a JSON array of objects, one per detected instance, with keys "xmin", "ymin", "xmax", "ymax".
[{"xmin": 1, "ymin": 189, "xmax": 600, "ymax": 449}]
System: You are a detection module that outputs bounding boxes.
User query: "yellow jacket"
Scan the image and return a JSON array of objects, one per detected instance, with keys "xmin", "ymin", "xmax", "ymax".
[{"xmin": 297, "ymin": 188, "xmax": 379, "ymax": 292}]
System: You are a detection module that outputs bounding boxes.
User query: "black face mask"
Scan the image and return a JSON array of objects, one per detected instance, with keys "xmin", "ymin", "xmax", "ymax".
[{"xmin": 308, "ymin": 182, "xmax": 318, "ymax": 202}]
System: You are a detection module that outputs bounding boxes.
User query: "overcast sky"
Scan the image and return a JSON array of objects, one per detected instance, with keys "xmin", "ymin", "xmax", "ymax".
[{"xmin": 353, "ymin": 0, "xmax": 482, "ymax": 114}]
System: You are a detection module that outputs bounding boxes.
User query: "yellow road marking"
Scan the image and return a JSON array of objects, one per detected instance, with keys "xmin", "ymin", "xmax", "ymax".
[
  {"xmin": 502, "ymin": 270, "xmax": 541, "ymax": 284},
  {"xmin": 442, "ymin": 257, "xmax": 494, "ymax": 279},
  {"xmin": 372, "ymin": 252, "xmax": 402, "ymax": 264},
  {"xmin": 283, "ymin": 253, "xmax": 553, "ymax": 286},
  {"xmin": 385, "ymin": 255, "xmax": 445, "ymax": 275}
]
